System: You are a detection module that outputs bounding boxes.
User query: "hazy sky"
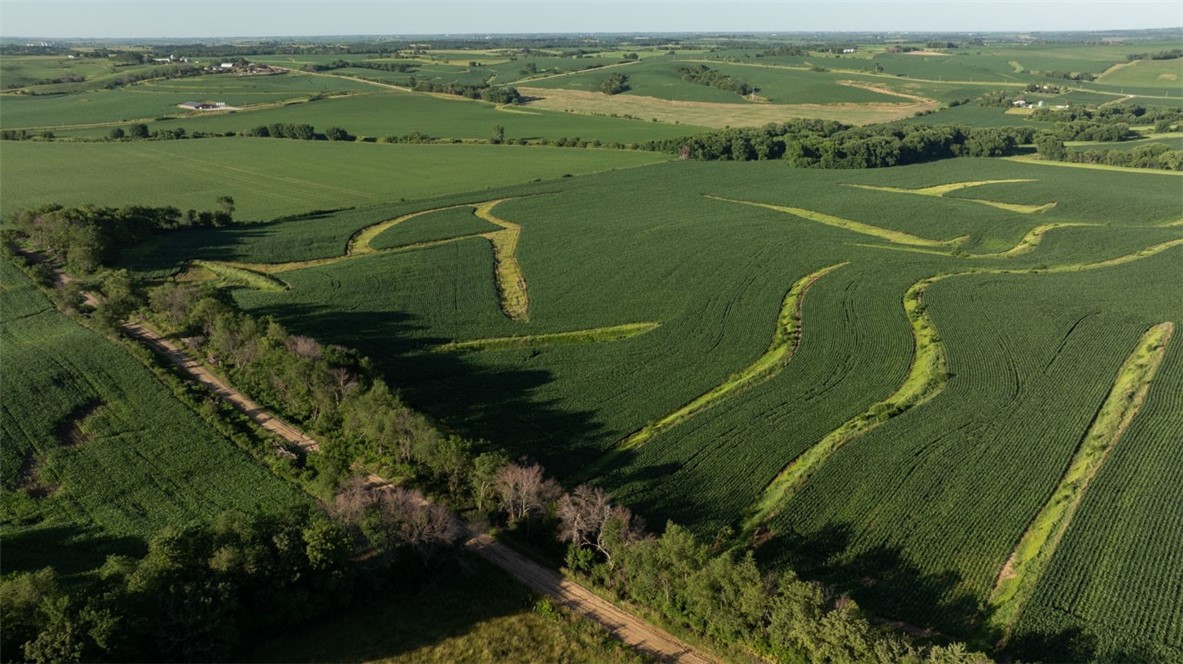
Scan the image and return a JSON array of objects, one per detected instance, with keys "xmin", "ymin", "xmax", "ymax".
[{"xmin": 2, "ymin": 1, "xmax": 1180, "ymax": 39}]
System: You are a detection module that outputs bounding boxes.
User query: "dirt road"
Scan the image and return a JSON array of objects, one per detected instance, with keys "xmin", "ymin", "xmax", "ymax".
[
  {"xmin": 117, "ymin": 316, "xmax": 715, "ymax": 663},
  {"xmin": 121, "ymin": 321, "xmax": 321, "ymax": 453}
]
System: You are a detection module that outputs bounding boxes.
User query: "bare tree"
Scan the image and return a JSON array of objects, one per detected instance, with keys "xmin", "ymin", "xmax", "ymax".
[
  {"xmin": 494, "ymin": 463, "xmax": 561, "ymax": 526},
  {"xmin": 558, "ymin": 484, "xmax": 645, "ymax": 564}
]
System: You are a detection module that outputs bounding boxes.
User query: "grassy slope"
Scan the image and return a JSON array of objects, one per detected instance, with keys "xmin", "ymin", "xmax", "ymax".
[
  {"xmin": 0, "ymin": 138, "xmax": 668, "ymax": 220},
  {"xmin": 0, "ymin": 260, "xmax": 309, "ymax": 575}
]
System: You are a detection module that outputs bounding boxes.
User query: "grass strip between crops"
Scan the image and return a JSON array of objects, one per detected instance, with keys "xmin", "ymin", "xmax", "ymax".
[
  {"xmin": 582, "ymin": 262, "xmax": 848, "ymax": 479},
  {"xmin": 985, "ymin": 321, "xmax": 1175, "ymax": 644},
  {"xmin": 473, "ymin": 200, "xmax": 530, "ymax": 322},
  {"xmin": 348, "ymin": 204, "xmax": 474, "ymax": 256},
  {"xmin": 706, "ymin": 195, "xmax": 964, "ymax": 248},
  {"xmin": 744, "ymin": 239, "xmax": 1183, "ymax": 538},
  {"xmin": 1002, "ymin": 155, "xmax": 1183, "ymax": 176},
  {"xmin": 433, "ymin": 321, "xmax": 660, "ymax": 353},
  {"xmin": 192, "ymin": 260, "xmax": 289, "ymax": 291},
  {"xmin": 743, "ymin": 272, "xmax": 950, "ymax": 537},
  {"xmin": 844, "ymin": 180, "xmax": 1057, "ymax": 215}
]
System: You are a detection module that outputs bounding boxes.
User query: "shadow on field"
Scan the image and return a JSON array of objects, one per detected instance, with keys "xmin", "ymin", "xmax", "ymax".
[
  {"xmin": 1, "ymin": 525, "xmax": 145, "ymax": 576},
  {"xmin": 245, "ymin": 303, "xmax": 609, "ymax": 478},
  {"xmin": 756, "ymin": 522, "xmax": 1100, "ymax": 661},
  {"xmin": 244, "ymin": 552, "xmax": 565, "ymax": 662},
  {"xmin": 120, "ymin": 224, "xmax": 277, "ymax": 274}
]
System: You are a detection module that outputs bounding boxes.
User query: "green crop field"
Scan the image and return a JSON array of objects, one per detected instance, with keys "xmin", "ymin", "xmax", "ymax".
[
  {"xmin": 0, "ymin": 138, "xmax": 668, "ymax": 220},
  {"xmin": 0, "ymin": 260, "xmax": 309, "ymax": 576},
  {"xmin": 114, "ymin": 155, "xmax": 1173, "ymax": 660},
  {"xmin": 525, "ymin": 59, "xmax": 905, "ymax": 104}
]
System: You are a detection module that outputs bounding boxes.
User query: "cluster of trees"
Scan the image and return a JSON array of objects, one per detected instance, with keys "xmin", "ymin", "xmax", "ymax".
[
  {"xmin": 105, "ymin": 124, "xmax": 237, "ymax": 142},
  {"xmin": 676, "ymin": 64, "xmax": 757, "ymax": 96},
  {"xmin": 1030, "ymin": 69, "xmax": 1096, "ymax": 81},
  {"xmin": 1050, "ymin": 120, "xmax": 1134, "ymax": 142},
  {"xmin": 409, "ymin": 79, "xmax": 522, "ymax": 104},
  {"xmin": 560, "ymin": 507, "xmax": 990, "ymax": 663},
  {"xmin": 760, "ymin": 45, "xmax": 809, "ymax": 57},
  {"xmin": 1037, "ymin": 136, "xmax": 1183, "ymax": 170},
  {"xmin": 0, "ymin": 506, "xmax": 452, "ymax": 662},
  {"xmin": 599, "ymin": 72, "xmax": 630, "ymax": 95},
  {"xmin": 0, "ymin": 129, "xmax": 56, "ymax": 141},
  {"xmin": 1031, "ymin": 103, "xmax": 1183, "ymax": 128},
  {"xmin": 1126, "ymin": 48, "xmax": 1183, "ymax": 61},
  {"xmin": 8, "ymin": 201, "xmax": 234, "ymax": 274},
  {"xmin": 645, "ymin": 120, "xmax": 1032, "ymax": 167},
  {"xmin": 302, "ymin": 59, "xmax": 415, "ymax": 73},
  {"xmin": 100, "ymin": 64, "xmax": 203, "ymax": 90}
]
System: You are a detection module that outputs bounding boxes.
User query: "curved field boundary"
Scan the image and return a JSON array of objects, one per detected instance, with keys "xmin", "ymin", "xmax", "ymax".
[
  {"xmin": 743, "ymin": 273, "xmax": 950, "ymax": 535},
  {"xmin": 706, "ymin": 195, "xmax": 964, "ymax": 248},
  {"xmin": 1002, "ymin": 155, "xmax": 1183, "ymax": 176},
  {"xmin": 348, "ymin": 204, "xmax": 475, "ymax": 256},
  {"xmin": 845, "ymin": 180, "xmax": 1056, "ymax": 215},
  {"xmin": 986, "ymin": 322, "xmax": 1175, "ymax": 643},
  {"xmin": 473, "ymin": 200, "xmax": 530, "ymax": 322},
  {"xmin": 182, "ymin": 198, "xmax": 537, "ymax": 322},
  {"xmin": 744, "ymin": 239, "xmax": 1183, "ymax": 538},
  {"xmin": 191, "ymin": 260, "xmax": 289, "ymax": 290},
  {"xmin": 434, "ymin": 321, "xmax": 660, "ymax": 353},
  {"xmin": 583, "ymin": 262, "xmax": 848, "ymax": 478}
]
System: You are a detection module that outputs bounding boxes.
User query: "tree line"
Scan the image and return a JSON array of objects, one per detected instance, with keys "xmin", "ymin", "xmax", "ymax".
[
  {"xmin": 644, "ymin": 120, "xmax": 1034, "ymax": 167},
  {"xmin": 676, "ymin": 64, "xmax": 757, "ymax": 97},
  {"xmin": 9, "ymin": 201, "xmax": 235, "ymax": 275}
]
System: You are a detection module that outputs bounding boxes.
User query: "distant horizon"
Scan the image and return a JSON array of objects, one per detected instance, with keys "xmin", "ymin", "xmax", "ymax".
[
  {"xmin": 5, "ymin": 27, "xmax": 1183, "ymax": 42},
  {"xmin": 3, "ymin": 1, "xmax": 1182, "ymax": 40}
]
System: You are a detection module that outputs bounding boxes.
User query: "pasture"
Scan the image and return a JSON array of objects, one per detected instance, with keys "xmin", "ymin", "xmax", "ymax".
[{"xmin": 0, "ymin": 260, "xmax": 309, "ymax": 576}]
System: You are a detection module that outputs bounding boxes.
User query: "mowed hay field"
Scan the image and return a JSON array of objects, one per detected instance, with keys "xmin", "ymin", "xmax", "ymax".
[
  {"xmin": 0, "ymin": 139, "xmax": 669, "ymax": 220},
  {"xmin": 0, "ymin": 261, "xmax": 309, "ymax": 575},
  {"xmin": 133, "ymin": 156, "xmax": 1183, "ymax": 660}
]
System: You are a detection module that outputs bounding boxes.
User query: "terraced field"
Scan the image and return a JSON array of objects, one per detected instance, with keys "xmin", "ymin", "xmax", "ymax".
[{"xmin": 117, "ymin": 155, "xmax": 1178, "ymax": 659}]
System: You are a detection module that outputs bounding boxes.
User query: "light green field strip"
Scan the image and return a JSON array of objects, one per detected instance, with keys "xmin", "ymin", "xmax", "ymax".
[
  {"xmin": 845, "ymin": 180, "xmax": 1057, "ymax": 215},
  {"xmin": 970, "ymin": 223, "xmax": 1095, "ymax": 259},
  {"xmin": 581, "ymin": 262, "xmax": 848, "ymax": 479},
  {"xmin": 744, "ymin": 238, "xmax": 1183, "ymax": 538},
  {"xmin": 706, "ymin": 195, "xmax": 964, "ymax": 248},
  {"xmin": 473, "ymin": 200, "xmax": 530, "ymax": 322},
  {"xmin": 1003, "ymin": 155, "xmax": 1183, "ymax": 176},
  {"xmin": 986, "ymin": 321, "xmax": 1175, "ymax": 643},
  {"xmin": 1163, "ymin": 218, "xmax": 1183, "ymax": 227},
  {"xmin": 433, "ymin": 321, "xmax": 660, "ymax": 353},
  {"xmin": 743, "ymin": 273, "xmax": 950, "ymax": 535},
  {"xmin": 348, "ymin": 204, "xmax": 473, "ymax": 255},
  {"xmin": 191, "ymin": 259, "xmax": 289, "ymax": 290}
]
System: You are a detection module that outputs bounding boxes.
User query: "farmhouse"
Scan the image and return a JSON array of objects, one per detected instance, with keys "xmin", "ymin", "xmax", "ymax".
[{"xmin": 178, "ymin": 101, "xmax": 227, "ymax": 110}]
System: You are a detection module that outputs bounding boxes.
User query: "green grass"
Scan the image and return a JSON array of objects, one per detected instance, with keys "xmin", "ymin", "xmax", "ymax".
[
  {"xmin": 0, "ymin": 259, "xmax": 308, "ymax": 576},
  {"xmin": 0, "ymin": 138, "xmax": 668, "ymax": 221}
]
